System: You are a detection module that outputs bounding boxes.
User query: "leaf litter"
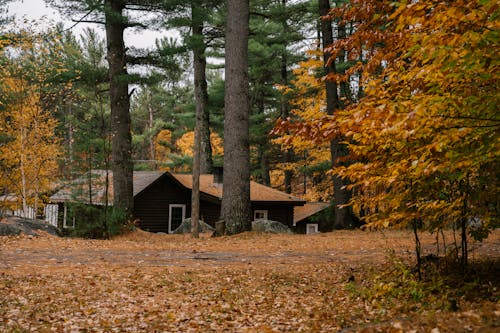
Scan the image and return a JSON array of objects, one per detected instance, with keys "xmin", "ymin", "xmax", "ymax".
[{"xmin": 0, "ymin": 229, "xmax": 498, "ymax": 332}]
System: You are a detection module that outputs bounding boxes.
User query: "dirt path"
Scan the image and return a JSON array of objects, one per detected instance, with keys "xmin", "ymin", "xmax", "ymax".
[{"xmin": 1, "ymin": 229, "xmax": 499, "ymax": 273}]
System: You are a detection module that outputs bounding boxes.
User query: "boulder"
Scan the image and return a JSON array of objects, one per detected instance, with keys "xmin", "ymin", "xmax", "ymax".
[
  {"xmin": 172, "ymin": 218, "xmax": 215, "ymax": 234},
  {"xmin": 0, "ymin": 216, "xmax": 61, "ymax": 236},
  {"xmin": 252, "ymin": 219, "xmax": 292, "ymax": 234}
]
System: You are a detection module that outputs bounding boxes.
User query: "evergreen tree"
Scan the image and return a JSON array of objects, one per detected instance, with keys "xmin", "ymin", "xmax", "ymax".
[
  {"xmin": 221, "ymin": 0, "xmax": 252, "ymax": 235},
  {"xmin": 46, "ymin": 0, "xmax": 166, "ymax": 214},
  {"xmin": 248, "ymin": 0, "xmax": 315, "ymax": 188}
]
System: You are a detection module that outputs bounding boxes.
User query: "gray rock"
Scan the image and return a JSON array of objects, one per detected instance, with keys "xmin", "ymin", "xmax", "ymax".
[
  {"xmin": 0, "ymin": 216, "xmax": 61, "ymax": 236},
  {"xmin": 252, "ymin": 219, "xmax": 292, "ymax": 234},
  {"xmin": 172, "ymin": 218, "xmax": 215, "ymax": 234}
]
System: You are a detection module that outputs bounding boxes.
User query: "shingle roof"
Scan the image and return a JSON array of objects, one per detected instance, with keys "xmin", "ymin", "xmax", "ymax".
[
  {"xmin": 293, "ymin": 202, "xmax": 330, "ymax": 224},
  {"xmin": 172, "ymin": 174, "xmax": 305, "ymax": 204},
  {"xmin": 50, "ymin": 170, "xmax": 305, "ymax": 206},
  {"xmin": 50, "ymin": 170, "xmax": 164, "ymax": 205}
]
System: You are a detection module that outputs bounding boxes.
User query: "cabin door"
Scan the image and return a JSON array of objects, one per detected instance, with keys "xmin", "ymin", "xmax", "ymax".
[{"xmin": 168, "ymin": 204, "xmax": 186, "ymax": 233}]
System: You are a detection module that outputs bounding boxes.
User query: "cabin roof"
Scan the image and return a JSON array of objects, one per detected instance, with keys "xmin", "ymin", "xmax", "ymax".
[
  {"xmin": 50, "ymin": 170, "xmax": 305, "ymax": 206},
  {"xmin": 171, "ymin": 174, "xmax": 304, "ymax": 204},
  {"xmin": 49, "ymin": 170, "xmax": 164, "ymax": 205}
]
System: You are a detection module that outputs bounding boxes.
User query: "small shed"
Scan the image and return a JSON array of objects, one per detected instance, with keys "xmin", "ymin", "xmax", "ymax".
[{"xmin": 292, "ymin": 202, "xmax": 331, "ymax": 234}]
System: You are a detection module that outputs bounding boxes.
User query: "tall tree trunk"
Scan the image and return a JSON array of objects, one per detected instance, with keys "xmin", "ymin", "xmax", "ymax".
[
  {"xmin": 319, "ymin": 0, "xmax": 354, "ymax": 229},
  {"xmin": 67, "ymin": 103, "xmax": 74, "ymax": 177},
  {"xmin": 105, "ymin": 0, "xmax": 134, "ymax": 214},
  {"xmin": 20, "ymin": 123, "xmax": 28, "ymax": 217},
  {"xmin": 281, "ymin": 0, "xmax": 293, "ymax": 194},
  {"xmin": 190, "ymin": 4, "xmax": 207, "ymax": 239},
  {"xmin": 256, "ymin": 92, "xmax": 270, "ymax": 186},
  {"xmin": 147, "ymin": 92, "xmax": 155, "ymax": 163},
  {"xmin": 259, "ymin": 147, "xmax": 271, "ymax": 186},
  {"xmin": 221, "ymin": 0, "xmax": 252, "ymax": 235},
  {"xmin": 192, "ymin": 6, "xmax": 213, "ymax": 174}
]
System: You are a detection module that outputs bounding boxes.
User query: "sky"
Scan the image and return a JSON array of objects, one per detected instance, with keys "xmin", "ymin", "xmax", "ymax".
[{"xmin": 6, "ymin": 0, "xmax": 175, "ymax": 49}]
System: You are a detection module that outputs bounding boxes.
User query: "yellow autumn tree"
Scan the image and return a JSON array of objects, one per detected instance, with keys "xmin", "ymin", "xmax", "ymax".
[
  {"xmin": 0, "ymin": 76, "xmax": 61, "ymax": 216},
  {"xmin": 332, "ymin": 0, "xmax": 499, "ymax": 231},
  {"xmin": 0, "ymin": 31, "xmax": 62, "ymax": 216},
  {"xmin": 274, "ymin": 0, "xmax": 498, "ymax": 269},
  {"xmin": 273, "ymin": 49, "xmax": 333, "ymax": 201},
  {"xmin": 176, "ymin": 131, "xmax": 224, "ymax": 159},
  {"xmin": 154, "ymin": 129, "xmax": 173, "ymax": 162},
  {"xmin": 319, "ymin": 0, "xmax": 499, "ymax": 268}
]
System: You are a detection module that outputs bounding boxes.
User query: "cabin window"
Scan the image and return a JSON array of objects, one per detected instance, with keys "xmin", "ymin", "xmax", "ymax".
[
  {"xmin": 169, "ymin": 204, "xmax": 186, "ymax": 233},
  {"xmin": 254, "ymin": 210, "xmax": 268, "ymax": 220},
  {"xmin": 63, "ymin": 205, "xmax": 75, "ymax": 229},
  {"xmin": 306, "ymin": 223, "xmax": 319, "ymax": 234}
]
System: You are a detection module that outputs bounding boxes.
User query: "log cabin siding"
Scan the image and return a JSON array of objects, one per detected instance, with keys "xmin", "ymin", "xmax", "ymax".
[
  {"xmin": 134, "ymin": 174, "xmax": 191, "ymax": 233},
  {"xmin": 200, "ymin": 201, "xmax": 221, "ymax": 226},
  {"xmin": 252, "ymin": 203, "xmax": 295, "ymax": 227},
  {"xmin": 51, "ymin": 171, "xmax": 306, "ymax": 233}
]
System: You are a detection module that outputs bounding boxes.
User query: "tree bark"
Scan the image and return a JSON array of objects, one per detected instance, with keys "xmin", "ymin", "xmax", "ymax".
[
  {"xmin": 319, "ymin": 0, "xmax": 354, "ymax": 229},
  {"xmin": 191, "ymin": 4, "xmax": 205, "ymax": 239},
  {"xmin": 147, "ymin": 92, "xmax": 156, "ymax": 163},
  {"xmin": 256, "ymin": 92, "xmax": 270, "ymax": 186},
  {"xmin": 221, "ymin": 0, "xmax": 252, "ymax": 235},
  {"xmin": 192, "ymin": 9, "xmax": 213, "ymax": 174},
  {"xmin": 105, "ymin": 0, "xmax": 134, "ymax": 214},
  {"xmin": 280, "ymin": 0, "xmax": 293, "ymax": 194}
]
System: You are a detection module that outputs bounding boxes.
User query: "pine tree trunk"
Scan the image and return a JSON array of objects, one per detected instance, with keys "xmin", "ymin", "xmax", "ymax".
[
  {"xmin": 280, "ymin": 0, "xmax": 293, "ymax": 194},
  {"xmin": 191, "ymin": 5, "xmax": 206, "ymax": 238},
  {"xmin": 148, "ymin": 93, "xmax": 155, "ymax": 163},
  {"xmin": 258, "ymin": 145, "xmax": 271, "ymax": 186},
  {"xmin": 256, "ymin": 93, "xmax": 270, "ymax": 186},
  {"xmin": 319, "ymin": 0, "xmax": 354, "ymax": 229},
  {"xmin": 221, "ymin": 0, "xmax": 252, "ymax": 235},
  {"xmin": 105, "ymin": 0, "xmax": 134, "ymax": 214},
  {"xmin": 192, "ymin": 6, "xmax": 213, "ymax": 174}
]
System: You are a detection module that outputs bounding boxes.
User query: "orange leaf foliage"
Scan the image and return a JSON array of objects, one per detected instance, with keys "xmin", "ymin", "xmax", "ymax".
[{"xmin": 329, "ymin": 0, "xmax": 499, "ymax": 231}]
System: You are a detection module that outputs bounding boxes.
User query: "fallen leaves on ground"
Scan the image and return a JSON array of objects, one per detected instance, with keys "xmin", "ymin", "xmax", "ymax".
[{"xmin": 0, "ymin": 229, "xmax": 498, "ymax": 332}]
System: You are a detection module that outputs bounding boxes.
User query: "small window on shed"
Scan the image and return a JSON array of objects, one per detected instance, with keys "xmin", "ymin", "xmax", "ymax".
[
  {"xmin": 254, "ymin": 210, "xmax": 268, "ymax": 220},
  {"xmin": 306, "ymin": 223, "xmax": 318, "ymax": 234}
]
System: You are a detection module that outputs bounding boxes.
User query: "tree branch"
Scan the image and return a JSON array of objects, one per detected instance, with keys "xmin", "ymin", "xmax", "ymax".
[{"xmin": 65, "ymin": 9, "xmax": 100, "ymax": 30}]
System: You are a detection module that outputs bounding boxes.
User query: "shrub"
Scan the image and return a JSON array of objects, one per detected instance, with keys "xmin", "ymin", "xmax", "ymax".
[{"xmin": 67, "ymin": 203, "xmax": 129, "ymax": 239}]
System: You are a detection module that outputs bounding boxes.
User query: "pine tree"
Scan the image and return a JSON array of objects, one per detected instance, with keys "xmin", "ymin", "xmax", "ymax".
[{"xmin": 221, "ymin": 0, "xmax": 252, "ymax": 234}]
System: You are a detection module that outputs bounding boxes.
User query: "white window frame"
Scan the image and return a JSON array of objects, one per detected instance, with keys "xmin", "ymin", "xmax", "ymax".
[
  {"xmin": 306, "ymin": 223, "xmax": 319, "ymax": 234},
  {"xmin": 63, "ymin": 205, "xmax": 75, "ymax": 229},
  {"xmin": 168, "ymin": 204, "xmax": 186, "ymax": 233},
  {"xmin": 253, "ymin": 210, "xmax": 268, "ymax": 221}
]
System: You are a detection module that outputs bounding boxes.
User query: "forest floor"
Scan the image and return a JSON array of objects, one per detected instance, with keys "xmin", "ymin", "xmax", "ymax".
[{"xmin": 0, "ymin": 229, "xmax": 499, "ymax": 332}]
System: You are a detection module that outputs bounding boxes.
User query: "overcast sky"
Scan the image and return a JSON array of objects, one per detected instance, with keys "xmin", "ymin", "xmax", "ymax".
[{"xmin": 6, "ymin": 0, "xmax": 175, "ymax": 49}]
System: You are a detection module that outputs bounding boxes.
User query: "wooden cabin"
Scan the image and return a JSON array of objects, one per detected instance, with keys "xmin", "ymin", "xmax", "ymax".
[{"xmin": 50, "ymin": 170, "xmax": 307, "ymax": 233}]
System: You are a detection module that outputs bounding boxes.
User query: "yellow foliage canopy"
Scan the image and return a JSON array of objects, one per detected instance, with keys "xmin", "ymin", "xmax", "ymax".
[
  {"xmin": 273, "ymin": 49, "xmax": 333, "ymax": 201},
  {"xmin": 175, "ymin": 131, "xmax": 224, "ymax": 158},
  {"xmin": 330, "ymin": 0, "xmax": 500, "ymax": 230},
  {"xmin": 0, "ymin": 76, "xmax": 61, "ymax": 211}
]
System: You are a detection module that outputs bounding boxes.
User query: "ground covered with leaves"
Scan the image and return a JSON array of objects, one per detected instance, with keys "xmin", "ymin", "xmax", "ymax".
[{"xmin": 1, "ymin": 229, "xmax": 499, "ymax": 332}]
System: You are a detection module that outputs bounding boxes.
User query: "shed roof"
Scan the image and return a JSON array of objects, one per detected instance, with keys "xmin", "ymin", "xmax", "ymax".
[{"xmin": 293, "ymin": 202, "xmax": 330, "ymax": 224}]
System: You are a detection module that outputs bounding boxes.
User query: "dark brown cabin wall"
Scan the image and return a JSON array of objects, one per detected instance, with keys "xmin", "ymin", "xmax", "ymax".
[
  {"xmin": 134, "ymin": 175, "xmax": 191, "ymax": 233},
  {"xmin": 200, "ymin": 201, "xmax": 221, "ymax": 226},
  {"xmin": 251, "ymin": 203, "xmax": 295, "ymax": 227},
  {"xmin": 291, "ymin": 221, "xmax": 307, "ymax": 234}
]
